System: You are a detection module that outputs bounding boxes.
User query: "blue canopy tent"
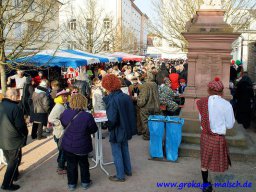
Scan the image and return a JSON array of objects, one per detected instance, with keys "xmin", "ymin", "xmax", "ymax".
[
  {"xmin": 12, "ymin": 50, "xmax": 101, "ymax": 68},
  {"xmin": 64, "ymin": 49, "xmax": 122, "ymax": 63}
]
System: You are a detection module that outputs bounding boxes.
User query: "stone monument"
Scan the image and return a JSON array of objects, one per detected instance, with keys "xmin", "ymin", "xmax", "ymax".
[
  {"xmin": 178, "ymin": 1, "xmax": 256, "ymax": 161},
  {"xmin": 181, "ymin": 0, "xmax": 240, "ymax": 119}
]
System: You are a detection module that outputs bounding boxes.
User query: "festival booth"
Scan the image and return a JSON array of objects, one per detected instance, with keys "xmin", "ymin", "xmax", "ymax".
[
  {"xmin": 105, "ymin": 52, "xmax": 145, "ymax": 62},
  {"xmin": 64, "ymin": 49, "xmax": 122, "ymax": 63},
  {"xmin": 12, "ymin": 50, "xmax": 104, "ymax": 79}
]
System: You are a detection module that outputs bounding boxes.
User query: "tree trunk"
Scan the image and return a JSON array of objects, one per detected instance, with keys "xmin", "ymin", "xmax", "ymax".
[{"xmin": 0, "ymin": 63, "xmax": 6, "ymax": 94}]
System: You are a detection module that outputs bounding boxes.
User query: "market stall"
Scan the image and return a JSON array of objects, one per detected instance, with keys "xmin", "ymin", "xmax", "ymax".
[
  {"xmin": 13, "ymin": 50, "xmax": 101, "ymax": 68},
  {"xmin": 64, "ymin": 50, "xmax": 122, "ymax": 63},
  {"xmin": 103, "ymin": 52, "xmax": 145, "ymax": 62}
]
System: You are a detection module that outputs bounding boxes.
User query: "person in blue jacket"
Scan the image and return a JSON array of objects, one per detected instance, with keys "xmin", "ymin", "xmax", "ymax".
[{"xmin": 102, "ymin": 74, "xmax": 137, "ymax": 182}]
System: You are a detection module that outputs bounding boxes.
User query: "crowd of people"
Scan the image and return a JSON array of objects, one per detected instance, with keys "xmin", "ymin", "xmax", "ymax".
[
  {"xmin": 0, "ymin": 57, "xmax": 255, "ymax": 192},
  {"xmin": 0, "ymin": 59, "xmax": 188, "ymax": 191}
]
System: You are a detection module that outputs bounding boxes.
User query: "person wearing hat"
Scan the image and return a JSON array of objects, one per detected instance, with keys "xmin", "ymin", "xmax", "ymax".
[
  {"xmin": 31, "ymin": 80, "xmax": 51, "ymax": 140},
  {"xmin": 48, "ymin": 89, "xmax": 70, "ymax": 175},
  {"xmin": 196, "ymin": 77, "xmax": 235, "ymax": 192},
  {"xmin": 179, "ymin": 78, "xmax": 187, "ymax": 94}
]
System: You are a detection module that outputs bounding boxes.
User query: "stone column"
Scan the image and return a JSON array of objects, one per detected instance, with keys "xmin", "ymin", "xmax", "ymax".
[{"xmin": 181, "ymin": 9, "xmax": 240, "ymax": 120}]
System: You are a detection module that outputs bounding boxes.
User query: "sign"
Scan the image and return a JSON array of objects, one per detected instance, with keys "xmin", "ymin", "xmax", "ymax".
[{"xmin": 93, "ymin": 110, "xmax": 108, "ymax": 123}]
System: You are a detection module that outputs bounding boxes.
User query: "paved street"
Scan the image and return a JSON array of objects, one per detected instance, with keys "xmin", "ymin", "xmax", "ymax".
[{"xmin": 0, "ymin": 126, "xmax": 255, "ymax": 192}]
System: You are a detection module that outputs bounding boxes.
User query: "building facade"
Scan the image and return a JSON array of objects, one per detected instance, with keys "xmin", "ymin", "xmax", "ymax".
[
  {"xmin": 60, "ymin": 0, "xmax": 149, "ymax": 54},
  {"xmin": 231, "ymin": 10, "xmax": 256, "ymax": 82},
  {"xmin": 4, "ymin": 0, "xmax": 61, "ymax": 54}
]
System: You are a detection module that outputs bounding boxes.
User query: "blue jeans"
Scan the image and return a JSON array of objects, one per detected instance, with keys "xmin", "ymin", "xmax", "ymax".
[
  {"xmin": 54, "ymin": 136, "xmax": 66, "ymax": 169},
  {"xmin": 110, "ymin": 140, "xmax": 132, "ymax": 179}
]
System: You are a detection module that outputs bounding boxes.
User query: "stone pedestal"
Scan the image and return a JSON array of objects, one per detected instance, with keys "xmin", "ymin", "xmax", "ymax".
[
  {"xmin": 178, "ymin": 8, "xmax": 255, "ymax": 162},
  {"xmin": 181, "ymin": 9, "xmax": 241, "ymax": 119}
]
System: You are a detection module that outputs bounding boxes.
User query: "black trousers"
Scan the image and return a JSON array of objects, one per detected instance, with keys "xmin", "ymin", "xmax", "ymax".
[
  {"xmin": 31, "ymin": 122, "xmax": 43, "ymax": 139},
  {"xmin": 2, "ymin": 149, "xmax": 21, "ymax": 187},
  {"xmin": 64, "ymin": 150, "xmax": 90, "ymax": 185}
]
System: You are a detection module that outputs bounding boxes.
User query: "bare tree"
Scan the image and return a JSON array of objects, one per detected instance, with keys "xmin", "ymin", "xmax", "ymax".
[
  {"xmin": 0, "ymin": 0, "xmax": 61, "ymax": 93},
  {"xmin": 108, "ymin": 25, "xmax": 139, "ymax": 54},
  {"xmin": 61, "ymin": 0, "xmax": 116, "ymax": 53},
  {"xmin": 151, "ymin": 0, "xmax": 256, "ymax": 49}
]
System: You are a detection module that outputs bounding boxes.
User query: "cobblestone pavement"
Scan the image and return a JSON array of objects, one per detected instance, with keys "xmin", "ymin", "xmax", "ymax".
[{"xmin": 0, "ymin": 126, "xmax": 255, "ymax": 192}]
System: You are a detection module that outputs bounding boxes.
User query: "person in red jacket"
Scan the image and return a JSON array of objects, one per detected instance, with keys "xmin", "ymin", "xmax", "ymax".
[{"xmin": 169, "ymin": 68, "xmax": 180, "ymax": 91}]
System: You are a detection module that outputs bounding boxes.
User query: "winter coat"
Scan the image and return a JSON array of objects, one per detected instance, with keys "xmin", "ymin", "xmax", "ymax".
[
  {"xmin": 60, "ymin": 109, "xmax": 98, "ymax": 154},
  {"xmin": 0, "ymin": 99, "xmax": 28, "ymax": 150},
  {"xmin": 91, "ymin": 86, "xmax": 105, "ymax": 111},
  {"xmin": 103, "ymin": 90, "xmax": 137, "ymax": 143},
  {"xmin": 31, "ymin": 86, "xmax": 50, "ymax": 125},
  {"xmin": 48, "ymin": 97, "xmax": 66, "ymax": 139},
  {"xmin": 169, "ymin": 73, "xmax": 180, "ymax": 90},
  {"xmin": 158, "ymin": 84, "xmax": 179, "ymax": 112},
  {"xmin": 32, "ymin": 87, "xmax": 50, "ymax": 113},
  {"xmin": 137, "ymin": 82, "xmax": 160, "ymax": 113}
]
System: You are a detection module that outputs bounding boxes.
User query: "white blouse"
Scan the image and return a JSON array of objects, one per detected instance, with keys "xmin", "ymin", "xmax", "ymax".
[{"xmin": 208, "ymin": 95, "xmax": 235, "ymax": 135}]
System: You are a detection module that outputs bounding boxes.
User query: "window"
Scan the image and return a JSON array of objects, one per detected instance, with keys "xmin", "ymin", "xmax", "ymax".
[
  {"xmin": 86, "ymin": 19, "xmax": 92, "ymax": 30},
  {"xmin": 68, "ymin": 41, "xmax": 76, "ymax": 50},
  {"xmin": 103, "ymin": 41, "xmax": 110, "ymax": 51},
  {"xmin": 68, "ymin": 19, "xmax": 76, "ymax": 30},
  {"xmin": 104, "ymin": 18, "xmax": 111, "ymax": 29},
  {"xmin": 14, "ymin": 22, "xmax": 22, "ymax": 39},
  {"xmin": 13, "ymin": 0, "xmax": 22, "ymax": 7}
]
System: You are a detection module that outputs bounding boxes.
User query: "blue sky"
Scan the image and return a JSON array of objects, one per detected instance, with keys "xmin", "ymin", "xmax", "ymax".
[{"xmin": 134, "ymin": 0, "xmax": 154, "ymax": 18}]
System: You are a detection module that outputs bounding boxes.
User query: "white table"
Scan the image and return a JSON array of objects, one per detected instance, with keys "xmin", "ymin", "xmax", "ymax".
[{"xmin": 90, "ymin": 116, "xmax": 113, "ymax": 175}]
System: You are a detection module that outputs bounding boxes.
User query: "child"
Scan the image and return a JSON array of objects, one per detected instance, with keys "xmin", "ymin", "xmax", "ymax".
[{"xmin": 179, "ymin": 79, "xmax": 187, "ymax": 94}]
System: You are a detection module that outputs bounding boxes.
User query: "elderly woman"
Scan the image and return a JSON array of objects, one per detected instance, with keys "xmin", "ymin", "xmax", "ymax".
[
  {"xmin": 48, "ymin": 89, "xmax": 70, "ymax": 175},
  {"xmin": 60, "ymin": 94, "xmax": 98, "ymax": 191},
  {"xmin": 158, "ymin": 78, "xmax": 179, "ymax": 116},
  {"xmin": 102, "ymin": 74, "xmax": 136, "ymax": 182}
]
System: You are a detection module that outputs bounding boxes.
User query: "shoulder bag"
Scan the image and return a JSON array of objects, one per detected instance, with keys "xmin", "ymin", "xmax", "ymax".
[{"xmin": 58, "ymin": 111, "xmax": 82, "ymax": 149}]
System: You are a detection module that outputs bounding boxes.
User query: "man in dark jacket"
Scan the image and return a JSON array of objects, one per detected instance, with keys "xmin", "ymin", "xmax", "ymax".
[
  {"xmin": 102, "ymin": 74, "xmax": 137, "ymax": 182},
  {"xmin": 0, "ymin": 89, "xmax": 28, "ymax": 191}
]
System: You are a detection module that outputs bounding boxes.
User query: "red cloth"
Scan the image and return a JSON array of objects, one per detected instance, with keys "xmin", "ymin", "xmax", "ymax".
[
  {"xmin": 169, "ymin": 73, "xmax": 180, "ymax": 90},
  {"xmin": 208, "ymin": 77, "xmax": 224, "ymax": 92},
  {"xmin": 32, "ymin": 76, "xmax": 45, "ymax": 87},
  {"xmin": 197, "ymin": 97, "xmax": 231, "ymax": 172}
]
